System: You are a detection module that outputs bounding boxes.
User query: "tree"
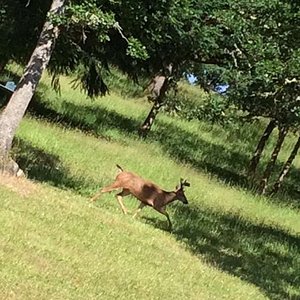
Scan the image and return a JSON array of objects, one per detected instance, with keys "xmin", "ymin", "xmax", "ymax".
[
  {"xmin": 202, "ymin": 0, "xmax": 300, "ymax": 192},
  {"xmin": 138, "ymin": 73, "xmax": 169, "ymax": 136},
  {"xmin": 259, "ymin": 126, "xmax": 289, "ymax": 194},
  {"xmin": 0, "ymin": 0, "xmax": 65, "ymax": 174},
  {"xmin": 270, "ymin": 135, "xmax": 300, "ymax": 195},
  {"xmin": 0, "ymin": 1, "xmax": 52, "ymax": 72},
  {"xmin": 248, "ymin": 120, "xmax": 276, "ymax": 180},
  {"xmin": 100, "ymin": 0, "xmax": 230, "ymax": 136},
  {"xmin": 0, "ymin": 0, "xmax": 148, "ymax": 174}
]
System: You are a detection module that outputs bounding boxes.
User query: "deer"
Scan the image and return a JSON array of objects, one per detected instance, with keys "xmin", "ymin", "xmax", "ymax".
[{"xmin": 91, "ymin": 164, "xmax": 190, "ymax": 230}]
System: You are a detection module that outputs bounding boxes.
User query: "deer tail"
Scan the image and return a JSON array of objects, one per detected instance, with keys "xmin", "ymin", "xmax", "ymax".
[{"xmin": 116, "ymin": 164, "xmax": 124, "ymax": 172}]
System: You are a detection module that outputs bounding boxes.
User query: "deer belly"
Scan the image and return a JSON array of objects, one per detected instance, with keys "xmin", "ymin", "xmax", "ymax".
[{"xmin": 134, "ymin": 195, "xmax": 154, "ymax": 207}]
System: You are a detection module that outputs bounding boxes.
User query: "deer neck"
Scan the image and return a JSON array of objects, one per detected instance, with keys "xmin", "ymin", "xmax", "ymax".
[{"xmin": 162, "ymin": 191, "xmax": 177, "ymax": 206}]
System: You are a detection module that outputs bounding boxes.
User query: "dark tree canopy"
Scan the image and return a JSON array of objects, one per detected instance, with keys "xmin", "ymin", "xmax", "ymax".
[{"xmin": 0, "ymin": 1, "xmax": 52, "ymax": 69}]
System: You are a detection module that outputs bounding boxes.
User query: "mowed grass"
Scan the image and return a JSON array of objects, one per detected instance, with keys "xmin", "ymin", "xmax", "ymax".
[
  {"xmin": 1, "ymin": 73, "xmax": 299, "ymax": 299},
  {"xmin": 0, "ymin": 177, "xmax": 266, "ymax": 300}
]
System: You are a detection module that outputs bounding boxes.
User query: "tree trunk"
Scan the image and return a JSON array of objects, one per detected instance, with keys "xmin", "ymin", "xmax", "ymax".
[
  {"xmin": 138, "ymin": 101, "xmax": 164, "ymax": 137},
  {"xmin": 269, "ymin": 135, "xmax": 300, "ymax": 195},
  {"xmin": 259, "ymin": 126, "xmax": 288, "ymax": 195},
  {"xmin": 248, "ymin": 119, "xmax": 276, "ymax": 180},
  {"xmin": 0, "ymin": 0, "xmax": 64, "ymax": 174},
  {"xmin": 139, "ymin": 74, "xmax": 169, "ymax": 137}
]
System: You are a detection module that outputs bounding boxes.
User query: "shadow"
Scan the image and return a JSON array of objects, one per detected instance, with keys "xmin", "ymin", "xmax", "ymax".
[
  {"xmin": 141, "ymin": 216, "xmax": 171, "ymax": 232},
  {"xmin": 26, "ymin": 93, "xmax": 300, "ymax": 208},
  {"xmin": 28, "ymin": 96, "xmax": 140, "ymax": 139},
  {"xmin": 150, "ymin": 121, "xmax": 250, "ymax": 187},
  {"xmin": 271, "ymin": 165, "xmax": 300, "ymax": 209},
  {"xmin": 12, "ymin": 138, "xmax": 93, "ymax": 195},
  {"xmin": 145, "ymin": 205, "xmax": 300, "ymax": 299},
  {"xmin": 28, "ymin": 95, "xmax": 250, "ymax": 185}
]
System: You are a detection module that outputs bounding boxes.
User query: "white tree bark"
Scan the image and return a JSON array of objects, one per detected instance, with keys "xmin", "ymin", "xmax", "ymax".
[{"xmin": 0, "ymin": 0, "xmax": 65, "ymax": 173}]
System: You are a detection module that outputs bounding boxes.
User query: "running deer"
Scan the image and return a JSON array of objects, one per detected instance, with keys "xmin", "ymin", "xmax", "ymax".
[{"xmin": 91, "ymin": 165, "xmax": 190, "ymax": 230}]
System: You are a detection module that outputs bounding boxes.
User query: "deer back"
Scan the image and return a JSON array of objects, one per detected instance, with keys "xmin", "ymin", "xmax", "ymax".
[{"xmin": 116, "ymin": 171, "xmax": 164, "ymax": 205}]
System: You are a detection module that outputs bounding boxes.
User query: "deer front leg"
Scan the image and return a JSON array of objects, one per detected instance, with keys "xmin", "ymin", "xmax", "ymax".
[
  {"xmin": 154, "ymin": 206, "xmax": 172, "ymax": 231},
  {"xmin": 133, "ymin": 202, "xmax": 146, "ymax": 218},
  {"xmin": 116, "ymin": 189, "xmax": 130, "ymax": 214}
]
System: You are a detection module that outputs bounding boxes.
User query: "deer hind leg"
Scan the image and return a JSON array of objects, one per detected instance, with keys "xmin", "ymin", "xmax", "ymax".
[
  {"xmin": 154, "ymin": 206, "xmax": 172, "ymax": 231},
  {"xmin": 101, "ymin": 181, "xmax": 121, "ymax": 193},
  {"xmin": 116, "ymin": 189, "xmax": 130, "ymax": 214},
  {"xmin": 133, "ymin": 202, "xmax": 146, "ymax": 218},
  {"xmin": 90, "ymin": 181, "xmax": 120, "ymax": 202}
]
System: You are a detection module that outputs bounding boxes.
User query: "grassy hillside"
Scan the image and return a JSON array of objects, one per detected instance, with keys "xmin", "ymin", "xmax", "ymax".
[
  {"xmin": 1, "ymin": 73, "xmax": 300, "ymax": 299},
  {"xmin": 0, "ymin": 176, "xmax": 266, "ymax": 300}
]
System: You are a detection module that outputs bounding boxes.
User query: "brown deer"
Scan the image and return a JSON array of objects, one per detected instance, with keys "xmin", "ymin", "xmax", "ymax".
[{"xmin": 91, "ymin": 164, "xmax": 190, "ymax": 230}]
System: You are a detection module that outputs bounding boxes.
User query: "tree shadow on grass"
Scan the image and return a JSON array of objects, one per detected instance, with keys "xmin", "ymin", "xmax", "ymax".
[
  {"xmin": 27, "ymin": 96, "xmax": 300, "ymax": 208},
  {"xmin": 28, "ymin": 96, "xmax": 140, "ymax": 139},
  {"xmin": 12, "ymin": 138, "xmax": 93, "ymax": 195},
  {"xmin": 150, "ymin": 121, "xmax": 250, "ymax": 187},
  {"xmin": 144, "ymin": 205, "xmax": 300, "ymax": 300},
  {"xmin": 269, "ymin": 165, "xmax": 300, "ymax": 209},
  {"xmin": 150, "ymin": 123, "xmax": 300, "ymax": 209},
  {"xmin": 28, "ymin": 97, "xmax": 249, "ymax": 183}
]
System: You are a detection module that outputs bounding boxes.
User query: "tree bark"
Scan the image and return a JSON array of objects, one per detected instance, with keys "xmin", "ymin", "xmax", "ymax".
[
  {"xmin": 248, "ymin": 119, "xmax": 276, "ymax": 180},
  {"xmin": 138, "ymin": 101, "xmax": 164, "ymax": 137},
  {"xmin": 0, "ymin": 0, "xmax": 64, "ymax": 174},
  {"xmin": 259, "ymin": 126, "xmax": 288, "ymax": 195},
  {"xmin": 139, "ymin": 74, "xmax": 169, "ymax": 137},
  {"xmin": 269, "ymin": 135, "xmax": 300, "ymax": 195}
]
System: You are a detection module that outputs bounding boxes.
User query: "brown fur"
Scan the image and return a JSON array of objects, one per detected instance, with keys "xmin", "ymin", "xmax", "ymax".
[{"xmin": 91, "ymin": 165, "xmax": 190, "ymax": 230}]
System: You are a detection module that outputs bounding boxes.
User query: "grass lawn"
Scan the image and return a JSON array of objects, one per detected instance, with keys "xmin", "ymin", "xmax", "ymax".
[{"xmin": 1, "ymin": 73, "xmax": 299, "ymax": 299}]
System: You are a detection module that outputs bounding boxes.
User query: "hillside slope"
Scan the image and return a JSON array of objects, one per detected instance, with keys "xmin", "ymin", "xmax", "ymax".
[
  {"xmin": 1, "ymin": 74, "xmax": 299, "ymax": 299},
  {"xmin": 1, "ymin": 176, "xmax": 266, "ymax": 300}
]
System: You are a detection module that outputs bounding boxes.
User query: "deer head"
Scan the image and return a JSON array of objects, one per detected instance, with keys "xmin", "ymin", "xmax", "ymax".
[{"xmin": 175, "ymin": 178, "xmax": 190, "ymax": 204}]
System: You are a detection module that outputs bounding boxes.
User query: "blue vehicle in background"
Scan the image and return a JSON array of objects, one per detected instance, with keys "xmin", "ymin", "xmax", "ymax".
[{"xmin": 0, "ymin": 81, "xmax": 16, "ymax": 107}]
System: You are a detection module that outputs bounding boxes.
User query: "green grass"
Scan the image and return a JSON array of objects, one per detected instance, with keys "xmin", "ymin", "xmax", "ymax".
[
  {"xmin": 1, "ymin": 73, "xmax": 300, "ymax": 299},
  {"xmin": 0, "ymin": 180, "xmax": 267, "ymax": 300},
  {"xmin": 27, "ymin": 74, "xmax": 300, "ymax": 207}
]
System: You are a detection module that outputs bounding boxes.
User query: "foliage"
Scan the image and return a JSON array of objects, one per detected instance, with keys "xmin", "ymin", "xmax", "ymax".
[
  {"xmin": 163, "ymin": 89, "xmax": 237, "ymax": 125},
  {"xmin": 100, "ymin": 0, "xmax": 229, "ymax": 80},
  {"xmin": 0, "ymin": 0, "xmax": 51, "ymax": 68},
  {"xmin": 47, "ymin": 0, "xmax": 149, "ymax": 97},
  {"xmin": 0, "ymin": 0, "xmax": 149, "ymax": 98},
  {"xmin": 101, "ymin": 67, "xmax": 147, "ymax": 98},
  {"xmin": 209, "ymin": 0, "xmax": 300, "ymax": 128}
]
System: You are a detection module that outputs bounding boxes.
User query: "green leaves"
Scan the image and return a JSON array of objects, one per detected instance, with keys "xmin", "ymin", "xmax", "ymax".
[
  {"xmin": 50, "ymin": 1, "xmax": 116, "ymax": 32},
  {"xmin": 47, "ymin": 0, "xmax": 151, "ymax": 97},
  {"xmin": 214, "ymin": 0, "xmax": 300, "ymax": 127},
  {"xmin": 126, "ymin": 37, "xmax": 148, "ymax": 60}
]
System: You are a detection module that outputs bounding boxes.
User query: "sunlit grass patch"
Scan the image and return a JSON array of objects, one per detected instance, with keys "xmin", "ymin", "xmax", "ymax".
[{"xmin": 0, "ymin": 183, "xmax": 267, "ymax": 299}]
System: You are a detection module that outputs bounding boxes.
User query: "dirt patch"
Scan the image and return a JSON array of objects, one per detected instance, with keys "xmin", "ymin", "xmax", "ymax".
[{"xmin": 0, "ymin": 174, "xmax": 39, "ymax": 197}]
